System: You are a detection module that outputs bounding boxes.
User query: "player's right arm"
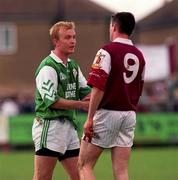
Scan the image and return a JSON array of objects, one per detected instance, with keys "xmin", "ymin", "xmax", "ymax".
[
  {"xmin": 36, "ymin": 65, "xmax": 89, "ymax": 111},
  {"xmin": 51, "ymin": 98, "xmax": 89, "ymax": 111}
]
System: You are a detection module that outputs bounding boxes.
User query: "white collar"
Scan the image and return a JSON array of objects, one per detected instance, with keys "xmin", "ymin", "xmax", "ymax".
[
  {"xmin": 113, "ymin": 37, "xmax": 133, "ymax": 45},
  {"xmin": 49, "ymin": 51, "xmax": 71, "ymax": 64}
]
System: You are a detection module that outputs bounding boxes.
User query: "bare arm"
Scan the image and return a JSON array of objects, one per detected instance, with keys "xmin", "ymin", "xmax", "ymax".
[
  {"xmin": 51, "ymin": 97, "xmax": 89, "ymax": 111},
  {"xmin": 82, "ymin": 93, "xmax": 91, "ymax": 101},
  {"xmin": 87, "ymin": 88, "xmax": 103, "ymax": 119},
  {"xmin": 84, "ymin": 87, "xmax": 104, "ymax": 139}
]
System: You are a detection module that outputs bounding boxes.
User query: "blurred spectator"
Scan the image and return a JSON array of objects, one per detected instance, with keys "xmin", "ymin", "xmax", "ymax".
[
  {"xmin": 0, "ymin": 96, "xmax": 19, "ymax": 117},
  {"xmin": 173, "ymin": 87, "xmax": 178, "ymax": 111},
  {"xmin": 166, "ymin": 73, "xmax": 178, "ymax": 111},
  {"xmin": 150, "ymin": 80, "xmax": 168, "ymax": 112},
  {"xmin": 138, "ymin": 80, "xmax": 169, "ymax": 112},
  {"xmin": 17, "ymin": 93, "xmax": 35, "ymax": 113}
]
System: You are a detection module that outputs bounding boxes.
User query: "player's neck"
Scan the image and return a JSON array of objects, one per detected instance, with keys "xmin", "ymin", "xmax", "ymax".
[
  {"xmin": 113, "ymin": 32, "xmax": 129, "ymax": 41},
  {"xmin": 53, "ymin": 49, "xmax": 68, "ymax": 64}
]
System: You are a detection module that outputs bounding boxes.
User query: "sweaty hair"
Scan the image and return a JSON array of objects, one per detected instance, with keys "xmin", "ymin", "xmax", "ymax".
[
  {"xmin": 49, "ymin": 21, "xmax": 75, "ymax": 40},
  {"xmin": 111, "ymin": 12, "xmax": 135, "ymax": 36}
]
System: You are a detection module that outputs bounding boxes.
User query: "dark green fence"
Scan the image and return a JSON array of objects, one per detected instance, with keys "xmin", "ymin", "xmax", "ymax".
[{"xmin": 8, "ymin": 112, "xmax": 178, "ymax": 145}]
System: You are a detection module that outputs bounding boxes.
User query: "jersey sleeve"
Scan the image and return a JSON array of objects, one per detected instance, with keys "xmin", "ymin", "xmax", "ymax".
[
  {"xmin": 78, "ymin": 67, "xmax": 91, "ymax": 99},
  {"xmin": 87, "ymin": 48, "xmax": 111, "ymax": 91},
  {"xmin": 36, "ymin": 66, "xmax": 59, "ymax": 107}
]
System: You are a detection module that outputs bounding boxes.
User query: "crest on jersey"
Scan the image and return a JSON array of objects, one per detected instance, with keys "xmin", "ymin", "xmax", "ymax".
[
  {"xmin": 92, "ymin": 51, "xmax": 106, "ymax": 69},
  {"xmin": 60, "ymin": 72, "xmax": 67, "ymax": 80},
  {"xmin": 73, "ymin": 68, "xmax": 78, "ymax": 79}
]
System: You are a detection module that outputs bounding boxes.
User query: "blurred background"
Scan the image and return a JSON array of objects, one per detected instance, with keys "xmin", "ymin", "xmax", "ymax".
[{"xmin": 0, "ymin": 0, "xmax": 178, "ymax": 179}]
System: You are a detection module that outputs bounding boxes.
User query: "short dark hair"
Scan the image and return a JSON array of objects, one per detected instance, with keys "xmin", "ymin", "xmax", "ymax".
[{"xmin": 111, "ymin": 12, "xmax": 135, "ymax": 36}]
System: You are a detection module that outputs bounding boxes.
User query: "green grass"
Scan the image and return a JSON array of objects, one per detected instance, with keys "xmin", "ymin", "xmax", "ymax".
[{"xmin": 0, "ymin": 147, "xmax": 178, "ymax": 180}]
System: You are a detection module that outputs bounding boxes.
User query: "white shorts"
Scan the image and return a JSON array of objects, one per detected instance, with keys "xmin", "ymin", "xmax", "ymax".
[
  {"xmin": 32, "ymin": 117, "xmax": 80, "ymax": 154},
  {"xmin": 91, "ymin": 109, "xmax": 136, "ymax": 148}
]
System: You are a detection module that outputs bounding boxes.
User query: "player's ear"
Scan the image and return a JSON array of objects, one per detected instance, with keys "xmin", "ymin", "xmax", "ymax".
[
  {"xmin": 113, "ymin": 23, "xmax": 118, "ymax": 32},
  {"xmin": 52, "ymin": 38, "xmax": 58, "ymax": 47}
]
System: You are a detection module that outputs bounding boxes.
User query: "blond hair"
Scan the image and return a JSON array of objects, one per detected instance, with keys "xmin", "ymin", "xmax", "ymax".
[{"xmin": 49, "ymin": 21, "xmax": 75, "ymax": 40}]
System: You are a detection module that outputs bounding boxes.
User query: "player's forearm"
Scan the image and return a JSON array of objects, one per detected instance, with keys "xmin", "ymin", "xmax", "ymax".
[
  {"xmin": 87, "ymin": 87, "xmax": 104, "ymax": 120},
  {"xmin": 50, "ymin": 97, "xmax": 84, "ymax": 110},
  {"xmin": 82, "ymin": 93, "xmax": 91, "ymax": 101}
]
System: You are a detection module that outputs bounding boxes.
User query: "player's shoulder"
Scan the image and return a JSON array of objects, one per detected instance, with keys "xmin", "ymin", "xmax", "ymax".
[
  {"xmin": 101, "ymin": 41, "xmax": 120, "ymax": 53},
  {"xmin": 68, "ymin": 58, "xmax": 79, "ymax": 68},
  {"xmin": 35, "ymin": 56, "xmax": 55, "ymax": 76},
  {"xmin": 134, "ymin": 46, "xmax": 144, "ymax": 56},
  {"xmin": 69, "ymin": 58, "xmax": 76, "ymax": 64},
  {"xmin": 101, "ymin": 42, "xmax": 113, "ymax": 50},
  {"xmin": 38, "ymin": 55, "xmax": 53, "ymax": 67},
  {"xmin": 132, "ymin": 46, "xmax": 145, "ymax": 61}
]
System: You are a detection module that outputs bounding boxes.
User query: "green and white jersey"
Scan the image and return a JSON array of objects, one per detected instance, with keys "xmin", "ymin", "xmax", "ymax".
[{"xmin": 35, "ymin": 51, "xmax": 91, "ymax": 127}]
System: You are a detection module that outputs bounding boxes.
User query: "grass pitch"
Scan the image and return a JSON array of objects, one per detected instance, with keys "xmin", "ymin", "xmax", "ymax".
[{"xmin": 0, "ymin": 147, "xmax": 178, "ymax": 180}]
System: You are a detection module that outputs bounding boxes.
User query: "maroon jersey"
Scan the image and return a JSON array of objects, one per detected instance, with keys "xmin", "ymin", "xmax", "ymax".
[{"xmin": 87, "ymin": 38, "xmax": 145, "ymax": 111}]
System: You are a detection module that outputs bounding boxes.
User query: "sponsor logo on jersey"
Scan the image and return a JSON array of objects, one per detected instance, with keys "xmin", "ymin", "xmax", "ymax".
[
  {"xmin": 65, "ymin": 83, "xmax": 77, "ymax": 99},
  {"xmin": 66, "ymin": 83, "xmax": 76, "ymax": 91}
]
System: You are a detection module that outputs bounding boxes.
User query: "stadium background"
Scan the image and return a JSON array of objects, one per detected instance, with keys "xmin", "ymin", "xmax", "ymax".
[{"xmin": 0, "ymin": 0, "xmax": 178, "ymax": 179}]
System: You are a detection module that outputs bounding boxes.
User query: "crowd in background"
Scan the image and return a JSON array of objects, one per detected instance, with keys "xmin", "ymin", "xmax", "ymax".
[
  {"xmin": 0, "ymin": 93, "xmax": 35, "ymax": 117},
  {"xmin": 138, "ymin": 76, "xmax": 178, "ymax": 112},
  {"xmin": 0, "ymin": 77, "xmax": 178, "ymax": 117}
]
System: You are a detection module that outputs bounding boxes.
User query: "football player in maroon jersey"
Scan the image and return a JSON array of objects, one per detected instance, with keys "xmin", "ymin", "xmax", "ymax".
[{"xmin": 78, "ymin": 12, "xmax": 145, "ymax": 180}]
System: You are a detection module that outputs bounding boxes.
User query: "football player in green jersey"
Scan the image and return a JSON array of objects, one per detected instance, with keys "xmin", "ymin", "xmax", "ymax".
[{"xmin": 32, "ymin": 21, "xmax": 91, "ymax": 180}]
